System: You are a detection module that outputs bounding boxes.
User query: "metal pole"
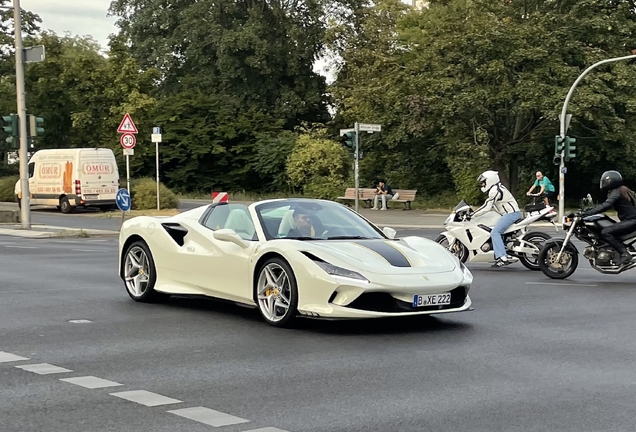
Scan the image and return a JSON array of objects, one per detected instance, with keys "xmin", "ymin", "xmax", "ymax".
[
  {"xmin": 156, "ymin": 141, "xmax": 160, "ymax": 210},
  {"xmin": 558, "ymin": 54, "xmax": 636, "ymax": 224},
  {"xmin": 126, "ymin": 154, "xmax": 130, "ymax": 196},
  {"xmin": 354, "ymin": 122, "xmax": 360, "ymax": 213},
  {"xmin": 14, "ymin": 0, "xmax": 30, "ymax": 229}
]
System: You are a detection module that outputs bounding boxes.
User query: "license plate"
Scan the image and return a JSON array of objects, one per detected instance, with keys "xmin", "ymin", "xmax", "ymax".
[{"xmin": 413, "ymin": 293, "xmax": 451, "ymax": 307}]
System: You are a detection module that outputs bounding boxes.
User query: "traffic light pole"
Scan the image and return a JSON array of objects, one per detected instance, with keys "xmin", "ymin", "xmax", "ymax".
[
  {"xmin": 354, "ymin": 121, "xmax": 360, "ymax": 213},
  {"xmin": 13, "ymin": 0, "xmax": 30, "ymax": 229},
  {"xmin": 558, "ymin": 53, "xmax": 636, "ymax": 225}
]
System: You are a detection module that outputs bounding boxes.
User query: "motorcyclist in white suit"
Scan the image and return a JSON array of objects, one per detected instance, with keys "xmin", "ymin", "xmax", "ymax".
[{"xmin": 471, "ymin": 170, "xmax": 522, "ymax": 268}]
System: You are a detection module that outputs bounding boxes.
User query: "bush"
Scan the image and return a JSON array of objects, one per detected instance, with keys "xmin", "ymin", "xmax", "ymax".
[
  {"xmin": 0, "ymin": 176, "xmax": 18, "ymax": 202},
  {"xmin": 131, "ymin": 177, "xmax": 179, "ymax": 210}
]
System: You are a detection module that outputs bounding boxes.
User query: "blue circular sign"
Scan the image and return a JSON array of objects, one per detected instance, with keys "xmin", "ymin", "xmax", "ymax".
[{"xmin": 116, "ymin": 188, "xmax": 131, "ymax": 212}]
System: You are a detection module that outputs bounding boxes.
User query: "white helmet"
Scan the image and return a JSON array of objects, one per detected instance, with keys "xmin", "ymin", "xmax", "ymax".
[{"xmin": 478, "ymin": 170, "xmax": 500, "ymax": 193}]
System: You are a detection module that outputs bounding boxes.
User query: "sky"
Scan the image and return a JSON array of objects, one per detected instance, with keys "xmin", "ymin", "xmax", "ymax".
[{"xmin": 20, "ymin": 0, "xmax": 118, "ymax": 50}]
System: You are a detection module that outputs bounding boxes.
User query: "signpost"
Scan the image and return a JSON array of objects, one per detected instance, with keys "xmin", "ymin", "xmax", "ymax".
[
  {"xmin": 117, "ymin": 113, "xmax": 138, "ymax": 195},
  {"xmin": 116, "ymin": 188, "xmax": 131, "ymax": 228},
  {"xmin": 340, "ymin": 122, "xmax": 382, "ymax": 212},
  {"xmin": 151, "ymin": 127, "xmax": 162, "ymax": 210}
]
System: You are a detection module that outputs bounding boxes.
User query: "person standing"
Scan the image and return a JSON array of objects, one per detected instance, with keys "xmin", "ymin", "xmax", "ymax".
[
  {"xmin": 526, "ymin": 171, "xmax": 557, "ymax": 206},
  {"xmin": 372, "ymin": 180, "xmax": 393, "ymax": 210}
]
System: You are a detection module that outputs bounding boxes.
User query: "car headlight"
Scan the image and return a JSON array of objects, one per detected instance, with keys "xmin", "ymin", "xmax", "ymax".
[
  {"xmin": 314, "ymin": 261, "xmax": 369, "ymax": 283},
  {"xmin": 459, "ymin": 260, "xmax": 472, "ymax": 282}
]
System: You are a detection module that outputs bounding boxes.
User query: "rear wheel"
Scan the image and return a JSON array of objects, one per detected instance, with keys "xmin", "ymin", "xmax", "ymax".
[
  {"xmin": 518, "ymin": 232, "xmax": 551, "ymax": 270},
  {"xmin": 122, "ymin": 240, "xmax": 170, "ymax": 302},
  {"xmin": 59, "ymin": 196, "xmax": 74, "ymax": 214},
  {"xmin": 435, "ymin": 235, "xmax": 468, "ymax": 263},
  {"xmin": 538, "ymin": 240, "xmax": 578, "ymax": 279}
]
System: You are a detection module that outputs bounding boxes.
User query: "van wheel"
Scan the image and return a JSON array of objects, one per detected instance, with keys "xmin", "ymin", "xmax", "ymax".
[{"xmin": 60, "ymin": 197, "xmax": 73, "ymax": 214}]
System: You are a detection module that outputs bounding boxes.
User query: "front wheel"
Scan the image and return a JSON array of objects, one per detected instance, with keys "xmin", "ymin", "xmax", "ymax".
[
  {"xmin": 255, "ymin": 257, "xmax": 298, "ymax": 328},
  {"xmin": 435, "ymin": 235, "xmax": 469, "ymax": 263},
  {"xmin": 538, "ymin": 241, "xmax": 579, "ymax": 279},
  {"xmin": 518, "ymin": 232, "xmax": 551, "ymax": 270}
]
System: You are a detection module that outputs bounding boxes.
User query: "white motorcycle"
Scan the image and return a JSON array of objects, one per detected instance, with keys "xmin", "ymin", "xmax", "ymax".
[{"xmin": 435, "ymin": 198, "xmax": 559, "ymax": 270}]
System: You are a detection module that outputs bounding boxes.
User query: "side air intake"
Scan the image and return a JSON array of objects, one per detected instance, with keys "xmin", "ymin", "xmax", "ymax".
[{"xmin": 161, "ymin": 223, "xmax": 188, "ymax": 246}]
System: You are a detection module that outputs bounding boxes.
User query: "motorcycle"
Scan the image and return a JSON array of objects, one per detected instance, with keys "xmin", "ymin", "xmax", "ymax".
[
  {"xmin": 538, "ymin": 194, "xmax": 636, "ymax": 279},
  {"xmin": 435, "ymin": 196, "xmax": 558, "ymax": 270}
]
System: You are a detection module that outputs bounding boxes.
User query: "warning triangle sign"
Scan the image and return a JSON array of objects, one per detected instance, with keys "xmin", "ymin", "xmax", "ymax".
[{"xmin": 117, "ymin": 113, "xmax": 138, "ymax": 134}]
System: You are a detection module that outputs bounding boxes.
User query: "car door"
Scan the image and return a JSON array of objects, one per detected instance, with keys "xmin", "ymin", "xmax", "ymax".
[{"xmin": 180, "ymin": 204, "xmax": 259, "ymax": 304}]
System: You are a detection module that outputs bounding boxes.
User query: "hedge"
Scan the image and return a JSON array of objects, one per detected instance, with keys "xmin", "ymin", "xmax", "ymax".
[
  {"xmin": 131, "ymin": 177, "xmax": 179, "ymax": 210},
  {"xmin": 0, "ymin": 176, "xmax": 18, "ymax": 202}
]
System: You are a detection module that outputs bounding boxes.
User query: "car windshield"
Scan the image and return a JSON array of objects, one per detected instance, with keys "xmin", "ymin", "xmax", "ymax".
[{"xmin": 255, "ymin": 200, "xmax": 386, "ymax": 240}]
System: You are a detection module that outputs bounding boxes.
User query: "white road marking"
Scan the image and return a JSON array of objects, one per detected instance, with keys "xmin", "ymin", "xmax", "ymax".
[
  {"xmin": 72, "ymin": 249, "xmax": 104, "ymax": 252},
  {"xmin": 110, "ymin": 390, "xmax": 183, "ymax": 407},
  {"xmin": 243, "ymin": 428, "xmax": 290, "ymax": 432},
  {"xmin": 15, "ymin": 363, "xmax": 73, "ymax": 374},
  {"xmin": 167, "ymin": 406, "xmax": 250, "ymax": 427},
  {"xmin": 69, "ymin": 320, "xmax": 92, "ymax": 323},
  {"xmin": 4, "ymin": 245, "xmax": 37, "ymax": 249},
  {"xmin": 60, "ymin": 376, "xmax": 123, "ymax": 389},
  {"xmin": 526, "ymin": 282, "xmax": 599, "ymax": 287},
  {"xmin": 0, "ymin": 351, "xmax": 30, "ymax": 362}
]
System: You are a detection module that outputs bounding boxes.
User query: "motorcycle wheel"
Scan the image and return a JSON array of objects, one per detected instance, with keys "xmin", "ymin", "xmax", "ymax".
[
  {"xmin": 435, "ymin": 235, "xmax": 469, "ymax": 263},
  {"xmin": 518, "ymin": 232, "xmax": 551, "ymax": 271},
  {"xmin": 537, "ymin": 240, "xmax": 578, "ymax": 279}
]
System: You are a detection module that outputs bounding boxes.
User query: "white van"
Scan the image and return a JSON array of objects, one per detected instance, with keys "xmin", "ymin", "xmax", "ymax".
[{"xmin": 15, "ymin": 148, "xmax": 120, "ymax": 213}]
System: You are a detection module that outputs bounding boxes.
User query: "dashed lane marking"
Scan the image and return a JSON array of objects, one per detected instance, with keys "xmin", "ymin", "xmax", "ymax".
[
  {"xmin": 525, "ymin": 282, "xmax": 599, "ymax": 287},
  {"xmin": 0, "ymin": 351, "xmax": 30, "ymax": 362},
  {"xmin": 110, "ymin": 390, "xmax": 183, "ymax": 407},
  {"xmin": 168, "ymin": 406, "xmax": 251, "ymax": 427},
  {"xmin": 60, "ymin": 376, "xmax": 123, "ymax": 389},
  {"xmin": 15, "ymin": 363, "xmax": 73, "ymax": 374},
  {"xmin": 243, "ymin": 428, "xmax": 291, "ymax": 432}
]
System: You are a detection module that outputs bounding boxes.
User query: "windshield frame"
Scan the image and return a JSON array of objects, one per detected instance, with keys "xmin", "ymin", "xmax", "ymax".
[{"xmin": 254, "ymin": 199, "xmax": 387, "ymax": 241}]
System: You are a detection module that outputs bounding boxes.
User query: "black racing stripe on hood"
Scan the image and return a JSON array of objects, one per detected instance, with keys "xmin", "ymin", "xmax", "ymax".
[{"xmin": 351, "ymin": 240, "xmax": 411, "ymax": 267}]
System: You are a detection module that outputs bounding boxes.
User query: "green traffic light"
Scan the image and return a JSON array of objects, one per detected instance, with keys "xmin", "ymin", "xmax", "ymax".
[
  {"xmin": 28, "ymin": 115, "xmax": 44, "ymax": 137},
  {"xmin": 564, "ymin": 136, "xmax": 577, "ymax": 161},
  {"xmin": 2, "ymin": 114, "xmax": 18, "ymax": 137}
]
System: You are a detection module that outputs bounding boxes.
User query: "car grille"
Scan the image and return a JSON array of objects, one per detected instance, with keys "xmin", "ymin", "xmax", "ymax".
[{"xmin": 344, "ymin": 286, "xmax": 468, "ymax": 313}]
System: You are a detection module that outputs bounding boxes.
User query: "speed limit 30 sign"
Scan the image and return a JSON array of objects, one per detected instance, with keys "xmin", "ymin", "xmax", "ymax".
[{"xmin": 120, "ymin": 133, "xmax": 136, "ymax": 149}]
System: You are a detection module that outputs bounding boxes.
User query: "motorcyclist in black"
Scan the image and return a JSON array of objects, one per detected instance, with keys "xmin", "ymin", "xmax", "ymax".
[{"xmin": 581, "ymin": 170, "xmax": 636, "ymax": 265}]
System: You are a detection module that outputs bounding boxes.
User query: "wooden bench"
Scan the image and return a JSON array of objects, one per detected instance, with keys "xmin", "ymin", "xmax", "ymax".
[{"xmin": 336, "ymin": 188, "xmax": 418, "ymax": 210}]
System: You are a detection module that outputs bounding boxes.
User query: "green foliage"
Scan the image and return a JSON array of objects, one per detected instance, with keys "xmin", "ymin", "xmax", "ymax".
[
  {"xmin": 252, "ymin": 132, "xmax": 298, "ymax": 192},
  {"xmin": 131, "ymin": 177, "xmax": 179, "ymax": 210},
  {"xmin": 286, "ymin": 131, "xmax": 351, "ymax": 199},
  {"xmin": 0, "ymin": 175, "xmax": 17, "ymax": 202}
]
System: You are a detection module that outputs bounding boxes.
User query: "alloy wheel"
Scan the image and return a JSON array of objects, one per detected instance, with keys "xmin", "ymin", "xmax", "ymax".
[
  {"xmin": 124, "ymin": 245, "xmax": 151, "ymax": 298},
  {"xmin": 256, "ymin": 263, "xmax": 292, "ymax": 323}
]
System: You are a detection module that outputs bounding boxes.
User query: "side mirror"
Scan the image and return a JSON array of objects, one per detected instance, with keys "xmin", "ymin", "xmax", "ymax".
[
  {"xmin": 213, "ymin": 229, "xmax": 249, "ymax": 249},
  {"xmin": 383, "ymin": 226, "xmax": 397, "ymax": 239}
]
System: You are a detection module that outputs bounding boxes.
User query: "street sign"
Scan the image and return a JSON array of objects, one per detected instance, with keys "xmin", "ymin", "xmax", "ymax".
[
  {"xmin": 116, "ymin": 188, "xmax": 131, "ymax": 212},
  {"xmin": 340, "ymin": 128, "xmax": 354, "ymax": 135},
  {"xmin": 123, "ymin": 148, "xmax": 134, "ymax": 156},
  {"xmin": 153, "ymin": 127, "xmax": 161, "ymax": 134},
  {"xmin": 151, "ymin": 133, "xmax": 162, "ymax": 143},
  {"xmin": 23, "ymin": 45, "xmax": 45, "ymax": 63},
  {"xmin": 117, "ymin": 113, "xmax": 138, "ymax": 134},
  {"xmin": 120, "ymin": 133, "xmax": 136, "ymax": 149},
  {"xmin": 358, "ymin": 123, "xmax": 381, "ymax": 132}
]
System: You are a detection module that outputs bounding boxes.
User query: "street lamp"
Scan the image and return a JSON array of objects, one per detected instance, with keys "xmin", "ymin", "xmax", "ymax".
[{"xmin": 557, "ymin": 54, "xmax": 636, "ymax": 224}]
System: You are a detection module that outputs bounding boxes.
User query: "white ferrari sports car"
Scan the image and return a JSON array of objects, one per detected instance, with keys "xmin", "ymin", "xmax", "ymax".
[{"xmin": 118, "ymin": 198, "xmax": 474, "ymax": 327}]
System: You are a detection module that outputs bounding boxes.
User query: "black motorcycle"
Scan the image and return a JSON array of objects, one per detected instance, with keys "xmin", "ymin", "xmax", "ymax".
[{"xmin": 538, "ymin": 194, "xmax": 636, "ymax": 279}]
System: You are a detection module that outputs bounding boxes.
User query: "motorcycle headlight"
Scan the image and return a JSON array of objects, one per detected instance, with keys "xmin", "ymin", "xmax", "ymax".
[{"xmin": 314, "ymin": 261, "xmax": 369, "ymax": 283}]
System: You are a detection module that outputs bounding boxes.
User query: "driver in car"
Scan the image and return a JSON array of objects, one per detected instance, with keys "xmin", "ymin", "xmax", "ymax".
[
  {"xmin": 287, "ymin": 207, "xmax": 321, "ymax": 238},
  {"xmin": 580, "ymin": 170, "xmax": 636, "ymax": 265}
]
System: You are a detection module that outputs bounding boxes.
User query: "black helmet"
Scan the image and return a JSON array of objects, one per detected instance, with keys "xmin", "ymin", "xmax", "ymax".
[{"xmin": 599, "ymin": 170, "xmax": 622, "ymax": 191}]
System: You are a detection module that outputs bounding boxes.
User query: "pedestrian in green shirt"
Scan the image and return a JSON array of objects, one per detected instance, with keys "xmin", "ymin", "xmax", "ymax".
[{"xmin": 526, "ymin": 171, "xmax": 557, "ymax": 206}]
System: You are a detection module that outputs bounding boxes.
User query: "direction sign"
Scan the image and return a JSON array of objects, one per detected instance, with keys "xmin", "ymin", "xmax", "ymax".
[
  {"xmin": 117, "ymin": 113, "xmax": 138, "ymax": 134},
  {"xmin": 116, "ymin": 188, "xmax": 131, "ymax": 212},
  {"xmin": 120, "ymin": 133, "xmax": 136, "ymax": 149},
  {"xmin": 358, "ymin": 123, "xmax": 381, "ymax": 132}
]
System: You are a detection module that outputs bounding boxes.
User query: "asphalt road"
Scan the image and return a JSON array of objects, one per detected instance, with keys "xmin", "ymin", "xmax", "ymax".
[{"xmin": 1, "ymin": 234, "xmax": 636, "ymax": 432}]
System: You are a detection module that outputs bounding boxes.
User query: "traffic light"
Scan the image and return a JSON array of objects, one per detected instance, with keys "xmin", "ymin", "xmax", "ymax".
[
  {"xmin": 554, "ymin": 135, "xmax": 564, "ymax": 154},
  {"xmin": 2, "ymin": 114, "xmax": 19, "ymax": 148},
  {"xmin": 341, "ymin": 131, "xmax": 356, "ymax": 149},
  {"xmin": 564, "ymin": 136, "xmax": 577, "ymax": 161},
  {"xmin": 553, "ymin": 153, "xmax": 561, "ymax": 166},
  {"xmin": 28, "ymin": 115, "xmax": 44, "ymax": 137}
]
